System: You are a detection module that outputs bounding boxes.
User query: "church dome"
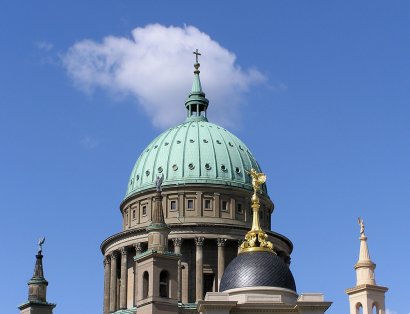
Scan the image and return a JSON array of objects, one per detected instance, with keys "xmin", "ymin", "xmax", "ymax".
[
  {"xmin": 219, "ymin": 251, "xmax": 296, "ymax": 292},
  {"xmin": 125, "ymin": 117, "xmax": 264, "ymax": 198},
  {"xmin": 125, "ymin": 55, "xmax": 266, "ymax": 199}
]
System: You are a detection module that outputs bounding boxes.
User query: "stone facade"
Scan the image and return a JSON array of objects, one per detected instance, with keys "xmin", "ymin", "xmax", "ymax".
[
  {"xmin": 198, "ymin": 289, "xmax": 331, "ymax": 314},
  {"xmin": 101, "ymin": 184, "xmax": 293, "ymax": 312}
]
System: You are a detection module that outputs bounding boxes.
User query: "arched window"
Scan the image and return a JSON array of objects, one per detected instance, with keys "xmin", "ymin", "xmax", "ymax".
[
  {"xmin": 356, "ymin": 302, "xmax": 363, "ymax": 314},
  {"xmin": 372, "ymin": 303, "xmax": 379, "ymax": 314},
  {"xmin": 142, "ymin": 271, "xmax": 149, "ymax": 298},
  {"xmin": 159, "ymin": 270, "xmax": 169, "ymax": 298}
]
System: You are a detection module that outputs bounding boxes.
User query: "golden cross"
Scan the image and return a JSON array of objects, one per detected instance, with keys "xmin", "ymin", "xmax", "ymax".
[{"xmin": 193, "ymin": 49, "xmax": 201, "ymax": 63}]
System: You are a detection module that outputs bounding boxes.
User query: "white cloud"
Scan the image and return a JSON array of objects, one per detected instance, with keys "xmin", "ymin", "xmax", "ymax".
[
  {"xmin": 62, "ymin": 24, "xmax": 266, "ymax": 128},
  {"xmin": 36, "ymin": 41, "xmax": 54, "ymax": 51},
  {"xmin": 386, "ymin": 309, "xmax": 397, "ymax": 314}
]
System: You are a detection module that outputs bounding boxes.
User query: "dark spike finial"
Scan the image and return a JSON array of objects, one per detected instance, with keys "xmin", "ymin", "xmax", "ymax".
[{"xmin": 38, "ymin": 237, "xmax": 45, "ymax": 254}]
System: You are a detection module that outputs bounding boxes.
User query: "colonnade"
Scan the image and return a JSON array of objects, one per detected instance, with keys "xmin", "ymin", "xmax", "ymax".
[{"xmin": 103, "ymin": 237, "xmax": 234, "ymax": 314}]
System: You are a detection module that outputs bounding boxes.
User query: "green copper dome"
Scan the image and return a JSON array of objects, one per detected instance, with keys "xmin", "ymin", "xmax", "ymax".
[
  {"xmin": 125, "ymin": 52, "xmax": 266, "ymax": 199},
  {"xmin": 125, "ymin": 119, "xmax": 264, "ymax": 198}
]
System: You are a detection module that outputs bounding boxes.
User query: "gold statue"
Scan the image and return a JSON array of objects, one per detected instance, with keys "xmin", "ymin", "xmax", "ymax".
[
  {"xmin": 239, "ymin": 169, "xmax": 274, "ymax": 253},
  {"xmin": 248, "ymin": 168, "xmax": 266, "ymax": 204}
]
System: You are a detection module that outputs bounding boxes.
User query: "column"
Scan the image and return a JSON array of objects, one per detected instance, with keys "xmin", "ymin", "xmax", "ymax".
[
  {"xmin": 109, "ymin": 251, "xmax": 118, "ymax": 313},
  {"xmin": 103, "ymin": 255, "xmax": 111, "ymax": 314},
  {"xmin": 172, "ymin": 238, "xmax": 183, "ymax": 302},
  {"xmin": 178, "ymin": 192, "xmax": 184, "ymax": 218},
  {"xmin": 133, "ymin": 243, "xmax": 142, "ymax": 306},
  {"xmin": 195, "ymin": 237, "xmax": 204, "ymax": 302},
  {"xmin": 217, "ymin": 238, "xmax": 227, "ymax": 291},
  {"xmin": 230, "ymin": 198, "xmax": 236, "ymax": 219},
  {"xmin": 119, "ymin": 247, "xmax": 128, "ymax": 309},
  {"xmin": 173, "ymin": 237, "xmax": 183, "ymax": 254},
  {"xmin": 196, "ymin": 192, "xmax": 203, "ymax": 216}
]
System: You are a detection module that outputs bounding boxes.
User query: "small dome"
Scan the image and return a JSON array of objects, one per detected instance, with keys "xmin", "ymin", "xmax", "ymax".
[
  {"xmin": 219, "ymin": 251, "xmax": 296, "ymax": 292},
  {"xmin": 125, "ymin": 119, "xmax": 265, "ymax": 198}
]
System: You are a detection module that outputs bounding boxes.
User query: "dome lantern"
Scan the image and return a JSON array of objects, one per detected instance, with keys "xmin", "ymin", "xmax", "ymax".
[{"xmin": 185, "ymin": 49, "xmax": 209, "ymax": 122}]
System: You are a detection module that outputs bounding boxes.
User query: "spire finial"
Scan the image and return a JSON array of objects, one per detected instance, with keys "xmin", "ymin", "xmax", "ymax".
[
  {"xmin": 358, "ymin": 217, "xmax": 365, "ymax": 236},
  {"xmin": 38, "ymin": 236, "xmax": 45, "ymax": 254},
  {"xmin": 193, "ymin": 49, "xmax": 201, "ymax": 73},
  {"xmin": 239, "ymin": 169, "xmax": 274, "ymax": 254}
]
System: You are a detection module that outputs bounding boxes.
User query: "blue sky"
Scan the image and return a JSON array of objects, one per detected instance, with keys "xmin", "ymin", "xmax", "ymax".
[{"xmin": 1, "ymin": 1, "xmax": 409, "ymax": 313}]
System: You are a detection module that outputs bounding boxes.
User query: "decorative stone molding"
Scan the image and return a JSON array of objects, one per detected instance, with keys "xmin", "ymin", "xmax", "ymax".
[
  {"xmin": 217, "ymin": 238, "xmax": 227, "ymax": 247},
  {"xmin": 195, "ymin": 237, "xmax": 205, "ymax": 246},
  {"xmin": 120, "ymin": 247, "xmax": 127, "ymax": 256},
  {"xmin": 110, "ymin": 251, "xmax": 119, "ymax": 259},
  {"xmin": 103, "ymin": 255, "xmax": 111, "ymax": 266},
  {"xmin": 134, "ymin": 242, "xmax": 143, "ymax": 254},
  {"xmin": 172, "ymin": 237, "xmax": 183, "ymax": 247}
]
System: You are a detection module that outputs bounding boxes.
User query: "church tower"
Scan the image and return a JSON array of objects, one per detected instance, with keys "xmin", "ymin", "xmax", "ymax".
[
  {"xmin": 346, "ymin": 218, "xmax": 388, "ymax": 314},
  {"xmin": 18, "ymin": 239, "xmax": 56, "ymax": 314},
  {"xmin": 134, "ymin": 177, "xmax": 180, "ymax": 314}
]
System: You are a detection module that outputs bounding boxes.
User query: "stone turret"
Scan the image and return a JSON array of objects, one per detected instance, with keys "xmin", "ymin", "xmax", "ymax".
[
  {"xmin": 147, "ymin": 176, "xmax": 170, "ymax": 252},
  {"xmin": 346, "ymin": 218, "xmax": 388, "ymax": 314},
  {"xmin": 135, "ymin": 177, "xmax": 180, "ymax": 314},
  {"xmin": 18, "ymin": 239, "xmax": 56, "ymax": 314}
]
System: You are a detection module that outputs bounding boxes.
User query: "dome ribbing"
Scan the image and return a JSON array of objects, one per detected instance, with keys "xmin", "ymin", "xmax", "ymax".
[{"xmin": 125, "ymin": 120, "xmax": 264, "ymax": 198}]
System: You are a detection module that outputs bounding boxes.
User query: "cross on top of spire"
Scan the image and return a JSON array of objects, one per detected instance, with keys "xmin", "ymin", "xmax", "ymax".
[
  {"xmin": 193, "ymin": 49, "xmax": 201, "ymax": 63},
  {"xmin": 193, "ymin": 49, "xmax": 201, "ymax": 74}
]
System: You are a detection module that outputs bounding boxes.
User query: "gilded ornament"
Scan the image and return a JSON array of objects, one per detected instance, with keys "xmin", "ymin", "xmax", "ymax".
[{"xmin": 239, "ymin": 169, "xmax": 274, "ymax": 254}]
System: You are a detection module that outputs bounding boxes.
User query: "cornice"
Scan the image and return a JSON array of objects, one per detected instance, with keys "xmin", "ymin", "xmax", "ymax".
[
  {"xmin": 100, "ymin": 223, "xmax": 292, "ymax": 254},
  {"xmin": 346, "ymin": 284, "xmax": 389, "ymax": 294}
]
